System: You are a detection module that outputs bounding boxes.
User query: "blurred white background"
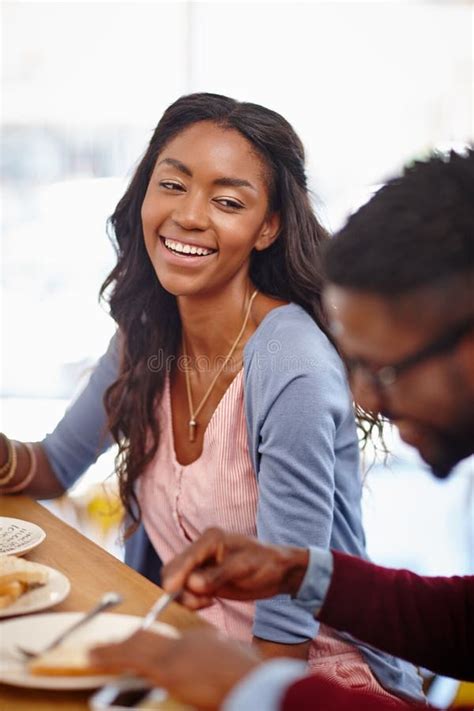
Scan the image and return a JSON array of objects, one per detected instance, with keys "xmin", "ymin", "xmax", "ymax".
[{"xmin": 1, "ymin": 0, "xmax": 473, "ymax": 573}]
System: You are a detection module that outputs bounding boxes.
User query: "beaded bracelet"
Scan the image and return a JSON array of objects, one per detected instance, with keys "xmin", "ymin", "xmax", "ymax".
[
  {"xmin": 0, "ymin": 433, "xmax": 13, "ymax": 476},
  {"xmin": 0, "ymin": 434, "xmax": 11, "ymax": 477},
  {"xmin": 1, "ymin": 442, "xmax": 37, "ymax": 494},
  {"xmin": 0, "ymin": 435, "xmax": 18, "ymax": 485}
]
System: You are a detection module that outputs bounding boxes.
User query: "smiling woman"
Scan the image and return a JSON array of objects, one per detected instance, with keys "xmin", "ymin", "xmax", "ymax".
[
  {"xmin": 94, "ymin": 93, "xmax": 424, "ymax": 704},
  {"xmin": 2, "ymin": 93, "xmax": 424, "ymax": 705},
  {"xmin": 140, "ymin": 121, "xmax": 280, "ymax": 300}
]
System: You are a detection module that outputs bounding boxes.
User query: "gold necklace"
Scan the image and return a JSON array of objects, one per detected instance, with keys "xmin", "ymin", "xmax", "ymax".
[{"xmin": 182, "ymin": 289, "xmax": 258, "ymax": 443}]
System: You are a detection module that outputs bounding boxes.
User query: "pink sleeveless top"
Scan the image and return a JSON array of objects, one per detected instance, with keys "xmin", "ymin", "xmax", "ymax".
[
  {"xmin": 139, "ymin": 371, "xmax": 258, "ymax": 640},
  {"xmin": 138, "ymin": 373, "xmax": 400, "ymax": 701}
]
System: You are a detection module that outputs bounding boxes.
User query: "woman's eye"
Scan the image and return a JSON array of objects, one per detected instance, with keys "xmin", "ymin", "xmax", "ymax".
[
  {"xmin": 215, "ymin": 198, "xmax": 244, "ymax": 210},
  {"xmin": 160, "ymin": 181, "xmax": 184, "ymax": 191}
]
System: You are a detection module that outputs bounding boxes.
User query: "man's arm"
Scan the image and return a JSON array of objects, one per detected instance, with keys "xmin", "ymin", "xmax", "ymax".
[
  {"xmin": 317, "ymin": 550, "xmax": 474, "ymax": 682},
  {"xmin": 163, "ymin": 529, "xmax": 474, "ymax": 682},
  {"xmin": 90, "ymin": 627, "xmax": 472, "ymax": 711}
]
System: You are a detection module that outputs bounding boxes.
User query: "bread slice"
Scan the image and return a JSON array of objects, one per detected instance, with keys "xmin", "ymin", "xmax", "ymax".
[
  {"xmin": 0, "ymin": 580, "xmax": 27, "ymax": 609},
  {"xmin": 0, "ymin": 554, "xmax": 49, "ymax": 587},
  {"xmin": 0, "ymin": 555, "xmax": 48, "ymax": 609},
  {"xmin": 29, "ymin": 642, "xmax": 106, "ymax": 677}
]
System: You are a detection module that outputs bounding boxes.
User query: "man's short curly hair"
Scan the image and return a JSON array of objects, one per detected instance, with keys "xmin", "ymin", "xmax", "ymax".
[{"xmin": 324, "ymin": 149, "xmax": 474, "ymax": 296}]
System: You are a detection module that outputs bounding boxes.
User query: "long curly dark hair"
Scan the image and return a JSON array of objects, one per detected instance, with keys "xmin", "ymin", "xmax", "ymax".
[{"xmin": 100, "ymin": 92, "xmax": 356, "ymax": 531}]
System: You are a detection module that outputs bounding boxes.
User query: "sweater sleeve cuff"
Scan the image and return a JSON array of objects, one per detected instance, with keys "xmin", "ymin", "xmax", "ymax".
[
  {"xmin": 222, "ymin": 659, "xmax": 307, "ymax": 711},
  {"xmin": 293, "ymin": 547, "xmax": 334, "ymax": 615}
]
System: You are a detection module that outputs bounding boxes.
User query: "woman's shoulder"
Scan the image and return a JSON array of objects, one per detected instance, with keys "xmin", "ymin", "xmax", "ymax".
[
  {"xmin": 245, "ymin": 302, "xmax": 337, "ymax": 362},
  {"xmin": 243, "ymin": 302, "xmax": 353, "ymax": 435},
  {"xmin": 243, "ymin": 301, "xmax": 350, "ymax": 407}
]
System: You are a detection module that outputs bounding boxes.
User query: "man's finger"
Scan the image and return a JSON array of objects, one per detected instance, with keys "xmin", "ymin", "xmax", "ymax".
[
  {"xmin": 162, "ymin": 528, "xmax": 226, "ymax": 592},
  {"xmin": 89, "ymin": 642, "xmax": 128, "ymax": 668},
  {"xmin": 187, "ymin": 552, "xmax": 259, "ymax": 595},
  {"xmin": 179, "ymin": 589, "xmax": 215, "ymax": 610}
]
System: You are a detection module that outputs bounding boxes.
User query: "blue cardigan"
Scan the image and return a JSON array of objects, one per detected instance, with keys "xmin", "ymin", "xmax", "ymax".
[{"xmin": 42, "ymin": 304, "xmax": 423, "ymax": 702}]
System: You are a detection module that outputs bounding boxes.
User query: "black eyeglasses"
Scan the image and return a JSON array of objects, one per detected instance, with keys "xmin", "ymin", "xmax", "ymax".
[{"xmin": 346, "ymin": 315, "xmax": 474, "ymax": 390}]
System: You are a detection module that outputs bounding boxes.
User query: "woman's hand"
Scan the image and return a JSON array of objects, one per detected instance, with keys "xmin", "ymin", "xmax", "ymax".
[
  {"xmin": 0, "ymin": 435, "xmax": 65, "ymax": 498},
  {"xmin": 90, "ymin": 628, "xmax": 261, "ymax": 711},
  {"xmin": 162, "ymin": 527, "xmax": 310, "ymax": 610}
]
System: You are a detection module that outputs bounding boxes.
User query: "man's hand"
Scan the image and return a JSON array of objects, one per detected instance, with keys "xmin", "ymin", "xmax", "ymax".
[
  {"xmin": 90, "ymin": 628, "xmax": 261, "ymax": 711},
  {"xmin": 162, "ymin": 527, "xmax": 310, "ymax": 609}
]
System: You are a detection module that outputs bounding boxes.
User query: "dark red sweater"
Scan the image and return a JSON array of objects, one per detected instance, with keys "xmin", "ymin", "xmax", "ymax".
[
  {"xmin": 283, "ymin": 675, "xmax": 472, "ymax": 710},
  {"xmin": 282, "ymin": 551, "xmax": 474, "ymax": 711}
]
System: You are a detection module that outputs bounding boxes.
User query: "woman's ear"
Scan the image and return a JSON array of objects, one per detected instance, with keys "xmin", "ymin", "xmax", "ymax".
[{"xmin": 254, "ymin": 212, "xmax": 280, "ymax": 252}]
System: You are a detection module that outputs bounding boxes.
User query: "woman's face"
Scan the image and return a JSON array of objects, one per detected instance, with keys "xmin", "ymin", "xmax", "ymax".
[{"xmin": 141, "ymin": 121, "xmax": 279, "ymax": 297}]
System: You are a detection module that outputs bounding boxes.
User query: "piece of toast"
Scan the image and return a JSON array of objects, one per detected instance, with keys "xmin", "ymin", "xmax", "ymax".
[
  {"xmin": 0, "ymin": 554, "xmax": 49, "ymax": 587},
  {"xmin": 29, "ymin": 643, "xmax": 107, "ymax": 677},
  {"xmin": 0, "ymin": 554, "xmax": 48, "ymax": 609},
  {"xmin": 0, "ymin": 580, "xmax": 27, "ymax": 609}
]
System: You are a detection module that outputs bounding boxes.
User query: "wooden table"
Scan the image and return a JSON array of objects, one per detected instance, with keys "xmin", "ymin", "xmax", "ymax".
[{"xmin": 0, "ymin": 496, "xmax": 206, "ymax": 711}]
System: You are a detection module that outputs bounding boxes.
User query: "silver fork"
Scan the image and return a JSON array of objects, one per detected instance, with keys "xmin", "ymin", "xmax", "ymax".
[
  {"xmin": 138, "ymin": 590, "xmax": 180, "ymax": 632},
  {"xmin": 16, "ymin": 591, "xmax": 123, "ymax": 660},
  {"xmin": 90, "ymin": 589, "xmax": 181, "ymax": 704}
]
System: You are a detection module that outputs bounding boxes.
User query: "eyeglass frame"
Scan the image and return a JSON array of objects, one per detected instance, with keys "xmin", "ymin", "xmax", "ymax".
[{"xmin": 345, "ymin": 315, "xmax": 474, "ymax": 390}]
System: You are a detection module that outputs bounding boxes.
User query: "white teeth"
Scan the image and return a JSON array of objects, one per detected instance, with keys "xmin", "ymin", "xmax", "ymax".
[{"xmin": 164, "ymin": 238, "xmax": 214, "ymax": 257}]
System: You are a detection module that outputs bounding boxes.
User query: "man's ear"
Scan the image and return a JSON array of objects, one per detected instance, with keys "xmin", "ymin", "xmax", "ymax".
[
  {"xmin": 254, "ymin": 212, "xmax": 280, "ymax": 252},
  {"xmin": 456, "ymin": 331, "xmax": 474, "ymax": 391}
]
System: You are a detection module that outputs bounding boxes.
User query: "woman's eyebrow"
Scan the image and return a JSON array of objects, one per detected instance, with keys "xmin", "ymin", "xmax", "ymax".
[
  {"xmin": 213, "ymin": 176, "xmax": 256, "ymax": 191},
  {"xmin": 156, "ymin": 157, "xmax": 192, "ymax": 176},
  {"xmin": 156, "ymin": 157, "xmax": 256, "ymax": 191}
]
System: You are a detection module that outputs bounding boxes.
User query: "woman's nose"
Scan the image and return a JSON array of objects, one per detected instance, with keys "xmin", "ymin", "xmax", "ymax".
[
  {"xmin": 173, "ymin": 192, "xmax": 209, "ymax": 231},
  {"xmin": 350, "ymin": 369, "xmax": 384, "ymax": 415}
]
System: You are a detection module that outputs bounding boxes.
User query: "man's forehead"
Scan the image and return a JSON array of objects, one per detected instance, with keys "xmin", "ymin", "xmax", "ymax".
[
  {"xmin": 323, "ymin": 285, "xmax": 422, "ymax": 357},
  {"xmin": 324, "ymin": 286, "xmax": 394, "ymax": 332}
]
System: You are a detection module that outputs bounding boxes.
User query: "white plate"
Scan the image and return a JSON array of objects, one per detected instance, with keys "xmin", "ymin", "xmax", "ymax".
[
  {"xmin": 0, "ymin": 517, "xmax": 46, "ymax": 556},
  {"xmin": 0, "ymin": 562, "xmax": 70, "ymax": 618},
  {"xmin": 0, "ymin": 612, "xmax": 179, "ymax": 690}
]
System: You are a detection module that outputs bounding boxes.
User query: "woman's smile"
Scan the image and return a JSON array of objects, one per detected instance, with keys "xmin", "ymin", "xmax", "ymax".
[
  {"xmin": 158, "ymin": 235, "xmax": 219, "ymax": 267},
  {"xmin": 162, "ymin": 236, "xmax": 218, "ymax": 257}
]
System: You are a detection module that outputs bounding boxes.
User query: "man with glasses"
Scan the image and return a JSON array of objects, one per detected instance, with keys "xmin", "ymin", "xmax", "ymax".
[
  {"xmin": 324, "ymin": 150, "xmax": 473, "ymax": 481},
  {"xmin": 91, "ymin": 150, "xmax": 473, "ymax": 710}
]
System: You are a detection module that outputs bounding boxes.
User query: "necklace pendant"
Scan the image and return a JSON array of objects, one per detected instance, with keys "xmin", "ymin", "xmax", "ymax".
[{"xmin": 189, "ymin": 419, "xmax": 197, "ymax": 443}]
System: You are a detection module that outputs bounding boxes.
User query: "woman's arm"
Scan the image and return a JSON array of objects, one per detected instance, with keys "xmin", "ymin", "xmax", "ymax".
[
  {"xmin": 0, "ymin": 333, "xmax": 120, "ymax": 498},
  {"xmin": 250, "ymin": 369, "xmax": 339, "ymax": 658},
  {"xmin": 0, "ymin": 438, "xmax": 65, "ymax": 498},
  {"xmin": 245, "ymin": 312, "xmax": 356, "ymax": 657}
]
